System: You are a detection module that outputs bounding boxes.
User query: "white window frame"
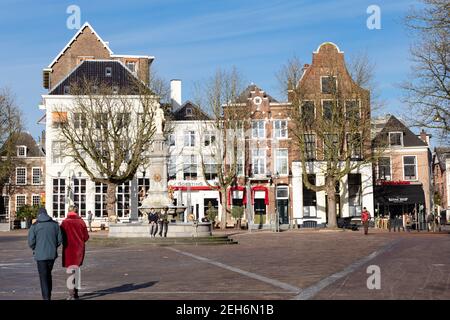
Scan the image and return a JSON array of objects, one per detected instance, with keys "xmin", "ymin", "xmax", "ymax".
[
  {"xmin": 321, "ymin": 99, "xmax": 335, "ymax": 120},
  {"xmin": 183, "ymin": 155, "xmax": 198, "ymax": 180},
  {"xmin": 169, "ymin": 133, "xmax": 176, "ymax": 147},
  {"xmin": 346, "ymin": 132, "xmax": 363, "ymax": 159},
  {"xmin": 252, "ymin": 149, "xmax": 266, "ymax": 175},
  {"xmin": 184, "ymin": 131, "xmax": 196, "ymax": 147},
  {"xmin": 403, "ymin": 155, "xmax": 418, "ymax": 181},
  {"xmin": 345, "ymin": 99, "xmax": 361, "ymax": 119},
  {"xmin": 320, "ymin": 75, "xmax": 337, "ymax": 94},
  {"xmin": 17, "ymin": 145, "xmax": 27, "ymax": 157},
  {"xmin": 32, "ymin": 194, "xmax": 41, "ymax": 207},
  {"xmin": 275, "ymin": 148, "xmax": 289, "ymax": 176},
  {"xmin": 16, "ymin": 167, "xmax": 27, "ymax": 185},
  {"xmin": 116, "ymin": 181, "xmax": 131, "ymax": 218},
  {"xmin": 389, "ymin": 132, "xmax": 403, "ymax": 147},
  {"xmin": 1, "ymin": 196, "xmax": 10, "ymax": 220},
  {"xmin": 273, "ymin": 120, "xmax": 288, "ymax": 139},
  {"xmin": 94, "ymin": 182, "xmax": 107, "ymax": 218},
  {"xmin": 204, "ymin": 132, "xmax": 216, "ymax": 146},
  {"xmin": 377, "ymin": 156, "xmax": 392, "ymax": 181},
  {"xmin": 16, "ymin": 195, "xmax": 26, "ymax": 211},
  {"xmin": 105, "ymin": 67, "xmax": 112, "ymax": 77},
  {"xmin": 276, "ymin": 186, "xmax": 289, "ymax": 199},
  {"xmin": 52, "ymin": 178, "xmax": 66, "ymax": 218},
  {"xmin": 52, "ymin": 141, "xmax": 64, "ymax": 164},
  {"xmin": 252, "ymin": 120, "xmax": 265, "ymax": 139},
  {"xmin": 304, "ymin": 133, "xmax": 316, "ymax": 160},
  {"xmin": 125, "ymin": 61, "xmax": 137, "ymax": 73},
  {"xmin": 168, "ymin": 156, "xmax": 177, "ymax": 180},
  {"xmin": 32, "ymin": 167, "xmax": 42, "ymax": 185}
]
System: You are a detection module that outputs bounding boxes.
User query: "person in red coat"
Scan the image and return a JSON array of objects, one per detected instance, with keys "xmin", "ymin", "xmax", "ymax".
[{"xmin": 61, "ymin": 205, "xmax": 89, "ymax": 300}]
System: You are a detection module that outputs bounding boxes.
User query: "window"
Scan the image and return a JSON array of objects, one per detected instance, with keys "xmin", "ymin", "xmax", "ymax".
[
  {"xmin": 52, "ymin": 141, "xmax": 64, "ymax": 164},
  {"xmin": 389, "ymin": 132, "xmax": 403, "ymax": 147},
  {"xmin": 276, "ymin": 186, "xmax": 289, "ymax": 199},
  {"xmin": 16, "ymin": 168, "xmax": 26, "ymax": 185},
  {"xmin": 73, "ymin": 179, "xmax": 86, "ymax": 217},
  {"xmin": 63, "ymin": 85, "xmax": 70, "ymax": 95},
  {"xmin": 105, "ymin": 67, "xmax": 112, "ymax": 77},
  {"xmin": 378, "ymin": 157, "xmax": 391, "ymax": 180},
  {"xmin": 96, "ymin": 141, "xmax": 108, "ymax": 159},
  {"xmin": 404, "ymin": 156, "xmax": 417, "ymax": 180},
  {"xmin": 1, "ymin": 196, "xmax": 9, "ymax": 221},
  {"xmin": 94, "ymin": 182, "xmax": 107, "ymax": 218},
  {"xmin": 16, "ymin": 195, "xmax": 26, "ymax": 211},
  {"xmin": 303, "ymin": 174, "xmax": 317, "ymax": 217},
  {"xmin": 17, "ymin": 146, "xmax": 27, "ymax": 157},
  {"xmin": 126, "ymin": 61, "xmax": 136, "ymax": 73},
  {"xmin": 324, "ymin": 134, "xmax": 339, "ymax": 158},
  {"xmin": 116, "ymin": 182, "xmax": 131, "ymax": 218},
  {"xmin": 345, "ymin": 100, "xmax": 360, "ymax": 120},
  {"xmin": 168, "ymin": 156, "xmax": 177, "ymax": 180},
  {"xmin": 32, "ymin": 168, "xmax": 41, "ymax": 185},
  {"xmin": 322, "ymin": 100, "xmax": 334, "ymax": 120},
  {"xmin": 237, "ymin": 152, "xmax": 244, "ymax": 176},
  {"xmin": 348, "ymin": 174, "xmax": 362, "ymax": 216},
  {"xmin": 138, "ymin": 178, "xmax": 150, "ymax": 208},
  {"xmin": 273, "ymin": 120, "xmax": 288, "ymax": 139},
  {"xmin": 52, "ymin": 179, "xmax": 65, "ymax": 218},
  {"xmin": 301, "ymin": 101, "xmax": 315, "ymax": 124},
  {"xmin": 252, "ymin": 121, "xmax": 265, "ymax": 139},
  {"xmin": 304, "ymin": 134, "xmax": 316, "ymax": 161},
  {"xmin": 112, "ymin": 86, "xmax": 119, "ymax": 94},
  {"xmin": 204, "ymin": 132, "xmax": 216, "ymax": 146},
  {"xmin": 169, "ymin": 134, "xmax": 176, "ymax": 147},
  {"xmin": 52, "ymin": 112, "xmax": 68, "ymax": 128},
  {"xmin": 321, "ymin": 76, "xmax": 337, "ymax": 94},
  {"xmin": 203, "ymin": 156, "xmax": 217, "ymax": 180},
  {"xmin": 95, "ymin": 113, "xmax": 108, "ymax": 129},
  {"xmin": 347, "ymin": 133, "xmax": 362, "ymax": 159},
  {"xmin": 186, "ymin": 107, "xmax": 193, "ymax": 116},
  {"xmin": 275, "ymin": 149, "xmax": 288, "ymax": 176},
  {"xmin": 183, "ymin": 155, "xmax": 198, "ymax": 180},
  {"xmin": 32, "ymin": 195, "xmax": 41, "ymax": 207},
  {"xmin": 252, "ymin": 149, "xmax": 266, "ymax": 175},
  {"xmin": 116, "ymin": 113, "xmax": 130, "ymax": 129},
  {"xmin": 184, "ymin": 131, "xmax": 196, "ymax": 147},
  {"xmin": 73, "ymin": 113, "xmax": 87, "ymax": 129}
]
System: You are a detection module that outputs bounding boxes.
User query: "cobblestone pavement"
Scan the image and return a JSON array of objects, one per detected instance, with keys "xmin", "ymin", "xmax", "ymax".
[{"xmin": 0, "ymin": 228, "xmax": 448, "ymax": 300}]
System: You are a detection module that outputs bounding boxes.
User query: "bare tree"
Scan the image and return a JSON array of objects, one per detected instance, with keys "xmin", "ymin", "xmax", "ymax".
[
  {"xmin": 194, "ymin": 68, "xmax": 250, "ymax": 229},
  {"xmin": 54, "ymin": 76, "xmax": 166, "ymax": 221},
  {"xmin": 280, "ymin": 52, "xmax": 383, "ymax": 228},
  {"xmin": 0, "ymin": 88, "xmax": 23, "ymax": 202},
  {"xmin": 402, "ymin": 0, "xmax": 450, "ymax": 140}
]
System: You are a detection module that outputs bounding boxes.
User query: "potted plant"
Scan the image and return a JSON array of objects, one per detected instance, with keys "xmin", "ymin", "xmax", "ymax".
[
  {"xmin": 231, "ymin": 206, "xmax": 245, "ymax": 229},
  {"xmin": 16, "ymin": 205, "xmax": 39, "ymax": 229},
  {"xmin": 205, "ymin": 201, "xmax": 218, "ymax": 228}
]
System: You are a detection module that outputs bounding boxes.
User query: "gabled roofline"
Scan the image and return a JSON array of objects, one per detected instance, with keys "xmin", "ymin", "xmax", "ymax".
[
  {"xmin": 47, "ymin": 22, "xmax": 113, "ymax": 69},
  {"xmin": 111, "ymin": 54, "xmax": 155, "ymax": 60},
  {"xmin": 313, "ymin": 42, "xmax": 343, "ymax": 54}
]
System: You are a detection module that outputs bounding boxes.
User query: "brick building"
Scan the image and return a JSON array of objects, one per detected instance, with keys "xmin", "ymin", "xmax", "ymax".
[
  {"xmin": 432, "ymin": 147, "xmax": 450, "ymax": 221},
  {"xmin": 0, "ymin": 132, "xmax": 45, "ymax": 230}
]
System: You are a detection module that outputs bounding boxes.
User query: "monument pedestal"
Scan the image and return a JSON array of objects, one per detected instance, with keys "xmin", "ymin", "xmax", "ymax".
[{"xmin": 108, "ymin": 222, "xmax": 212, "ymax": 238}]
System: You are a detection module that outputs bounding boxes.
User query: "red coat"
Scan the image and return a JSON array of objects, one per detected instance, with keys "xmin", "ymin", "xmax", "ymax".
[{"xmin": 61, "ymin": 212, "xmax": 89, "ymax": 267}]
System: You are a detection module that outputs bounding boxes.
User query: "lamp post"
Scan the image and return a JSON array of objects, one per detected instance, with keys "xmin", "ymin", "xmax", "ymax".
[{"xmin": 272, "ymin": 172, "xmax": 280, "ymax": 232}]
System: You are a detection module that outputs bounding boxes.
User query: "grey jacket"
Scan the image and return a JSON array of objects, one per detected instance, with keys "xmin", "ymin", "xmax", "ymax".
[{"xmin": 28, "ymin": 211, "xmax": 63, "ymax": 261}]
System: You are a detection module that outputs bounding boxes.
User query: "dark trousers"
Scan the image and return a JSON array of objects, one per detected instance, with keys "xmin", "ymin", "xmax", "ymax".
[
  {"xmin": 37, "ymin": 259, "xmax": 55, "ymax": 300},
  {"xmin": 150, "ymin": 222, "xmax": 158, "ymax": 236},
  {"xmin": 159, "ymin": 221, "xmax": 168, "ymax": 237},
  {"xmin": 363, "ymin": 221, "xmax": 369, "ymax": 235}
]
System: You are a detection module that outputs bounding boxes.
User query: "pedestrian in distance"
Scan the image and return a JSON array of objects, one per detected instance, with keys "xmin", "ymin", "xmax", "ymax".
[
  {"xmin": 87, "ymin": 210, "xmax": 93, "ymax": 232},
  {"xmin": 158, "ymin": 207, "xmax": 169, "ymax": 237},
  {"xmin": 148, "ymin": 209, "xmax": 159, "ymax": 237},
  {"xmin": 361, "ymin": 207, "xmax": 371, "ymax": 235},
  {"xmin": 61, "ymin": 206, "xmax": 90, "ymax": 300},
  {"xmin": 426, "ymin": 213, "xmax": 434, "ymax": 232},
  {"xmin": 28, "ymin": 208, "xmax": 63, "ymax": 300}
]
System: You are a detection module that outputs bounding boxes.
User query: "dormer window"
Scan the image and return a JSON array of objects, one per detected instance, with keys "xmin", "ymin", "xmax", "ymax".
[
  {"xmin": 186, "ymin": 107, "xmax": 193, "ymax": 116},
  {"xmin": 63, "ymin": 85, "xmax": 70, "ymax": 95},
  {"xmin": 105, "ymin": 67, "xmax": 112, "ymax": 77},
  {"xmin": 389, "ymin": 132, "xmax": 403, "ymax": 147},
  {"xmin": 17, "ymin": 146, "xmax": 27, "ymax": 157},
  {"xmin": 126, "ymin": 61, "xmax": 137, "ymax": 73}
]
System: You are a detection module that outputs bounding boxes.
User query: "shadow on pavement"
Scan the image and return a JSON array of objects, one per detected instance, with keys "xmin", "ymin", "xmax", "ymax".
[{"xmin": 79, "ymin": 281, "xmax": 158, "ymax": 299}]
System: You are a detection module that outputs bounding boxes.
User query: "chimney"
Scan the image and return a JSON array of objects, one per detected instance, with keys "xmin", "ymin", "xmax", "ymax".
[
  {"xmin": 170, "ymin": 79, "xmax": 182, "ymax": 110},
  {"xmin": 418, "ymin": 129, "xmax": 430, "ymax": 145}
]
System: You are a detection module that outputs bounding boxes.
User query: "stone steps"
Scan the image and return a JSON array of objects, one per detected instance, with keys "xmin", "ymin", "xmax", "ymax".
[{"xmin": 90, "ymin": 235, "xmax": 238, "ymax": 246}]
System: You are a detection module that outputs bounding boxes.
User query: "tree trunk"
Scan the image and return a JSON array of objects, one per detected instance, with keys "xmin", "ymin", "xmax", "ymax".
[
  {"xmin": 326, "ymin": 179, "xmax": 338, "ymax": 229},
  {"xmin": 220, "ymin": 190, "xmax": 228, "ymax": 230},
  {"xmin": 106, "ymin": 182, "xmax": 117, "ymax": 222}
]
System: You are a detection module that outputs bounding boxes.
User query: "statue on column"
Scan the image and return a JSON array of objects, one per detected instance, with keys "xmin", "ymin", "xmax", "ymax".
[{"xmin": 155, "ymin": 107, "xmax": 165, "ymax": 134}]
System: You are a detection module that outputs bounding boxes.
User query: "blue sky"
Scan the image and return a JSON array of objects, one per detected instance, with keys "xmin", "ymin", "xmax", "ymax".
[{"xmin": 0, "ymin": 0, "xmax": 419, "ymax": 141}]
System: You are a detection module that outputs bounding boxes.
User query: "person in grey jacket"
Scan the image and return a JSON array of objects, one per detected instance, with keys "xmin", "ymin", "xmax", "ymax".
[{"xmin": 28, "ymin": 208, "xmax": 63, "ymax": 300}]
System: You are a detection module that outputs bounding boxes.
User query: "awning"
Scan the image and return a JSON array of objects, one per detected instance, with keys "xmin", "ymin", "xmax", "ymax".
[
  {"xmin": 251, "ymin": 185, "xmax": 269, "ymax": 205},
  {"xmin": 374, "ymin": 185, "xmax": 425, "ymax": 205},
  {"xmin": 227, "ymin": 186, "xmax": 247, "ymax": 205}
]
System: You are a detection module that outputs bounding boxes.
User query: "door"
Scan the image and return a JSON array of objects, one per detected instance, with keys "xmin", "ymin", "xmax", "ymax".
[
  {"xmin": 277, "ymin": 199, "xmax": 289, "ymax": 224},
  {"xmin": 254, "ymin": 199, "xmax": 266, "ymax": 225}
]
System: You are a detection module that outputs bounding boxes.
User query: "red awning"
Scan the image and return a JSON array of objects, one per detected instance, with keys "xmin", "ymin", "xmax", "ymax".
[
  {"xmin": 251, "ymin": 185, "xmax": 269, "ymax": 205},
  {"xmin": 227, "ymin": 185, "xmax": 247, "ymax": 205}
]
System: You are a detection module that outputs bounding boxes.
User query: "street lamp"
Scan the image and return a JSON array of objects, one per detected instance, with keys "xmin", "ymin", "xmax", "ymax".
[{"xmin": 271, "ymin": 172, "xmax": 280, "ymax": 232}]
